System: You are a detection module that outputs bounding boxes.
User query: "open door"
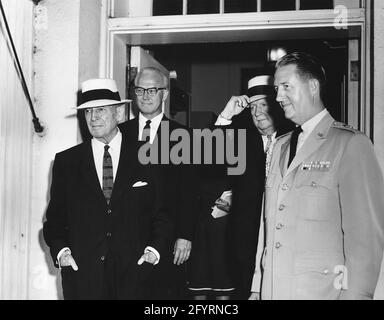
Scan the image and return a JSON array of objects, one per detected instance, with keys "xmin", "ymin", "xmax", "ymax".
[{"xmin": 127, "ymin": 46, "xmax": 170, "ymax": 119}]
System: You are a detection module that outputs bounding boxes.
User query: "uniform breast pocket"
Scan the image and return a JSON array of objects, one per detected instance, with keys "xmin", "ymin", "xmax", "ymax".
[
  {"xmin": 295, "ymin": 173, "xmax": 337, "ymax": 221},
  {"xmin": 295, "ymin": 172, "xmax": 334, "ymax": 196}
]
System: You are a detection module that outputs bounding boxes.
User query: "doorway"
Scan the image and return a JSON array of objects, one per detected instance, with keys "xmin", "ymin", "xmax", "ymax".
[
  {"xmin": 129, "ymin": 39, "xmax": 348, "ymax": 129},
  {"xmin": 106, "ymin": 10, "xmax": 368, "ymax": 133}
]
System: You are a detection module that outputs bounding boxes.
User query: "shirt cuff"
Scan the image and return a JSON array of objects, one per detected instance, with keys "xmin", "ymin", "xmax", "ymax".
[
  {"xmin": 144, "ymin": 246, "xmax": 160, "ymax": 265},
  {"xmin": 57, "ymin": 247, "xmax": 71, "ymax": 269},
  {"xmin": 215, "ymin": 114, "xmax": 232, "ymax": 126}
]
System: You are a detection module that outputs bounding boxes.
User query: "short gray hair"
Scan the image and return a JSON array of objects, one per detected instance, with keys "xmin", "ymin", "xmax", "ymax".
[{"xmin": 134, "ymin": 67, "xmax": 169, "ymax": 88}]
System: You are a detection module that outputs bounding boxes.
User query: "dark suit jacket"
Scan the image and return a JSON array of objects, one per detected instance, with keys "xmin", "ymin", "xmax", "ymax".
[
  {"xmin": 43, "ymin": 135, "xmax": 173, "ymax": 299},
  {"xmin": 119, "ymin": 116, "xmax": 199, "ymax": 298},
  {"xmin": 119, "ymin": 115, "xmax": 198, "ymax": 242}
]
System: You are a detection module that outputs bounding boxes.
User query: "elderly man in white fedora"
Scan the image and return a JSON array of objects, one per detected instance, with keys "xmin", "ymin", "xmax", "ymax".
[
  {"xmin": 213, "ymin": 74, "xmax": 294, "ymax": 299},
  {"xmin": 43, "ymin": 78, "xmax": 173, "ymax": 299}
]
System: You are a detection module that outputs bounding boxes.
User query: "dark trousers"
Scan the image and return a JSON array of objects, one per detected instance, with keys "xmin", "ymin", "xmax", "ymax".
[{"xmin": 102, "ymin": 253, "xmax": 117, "ymax": 299}]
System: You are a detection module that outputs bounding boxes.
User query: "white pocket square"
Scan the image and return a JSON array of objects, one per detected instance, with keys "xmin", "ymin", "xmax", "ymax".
[{"xmin": 132, "ymin": 181, "xmax": 148, "ymax": 187}]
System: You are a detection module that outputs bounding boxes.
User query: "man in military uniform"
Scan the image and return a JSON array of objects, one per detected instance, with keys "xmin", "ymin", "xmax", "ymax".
[{"xmin": 250, "ymin": 52, "xmax": 384, "ymax": 300}]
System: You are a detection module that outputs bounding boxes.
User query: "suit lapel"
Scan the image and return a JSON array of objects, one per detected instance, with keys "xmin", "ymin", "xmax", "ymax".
[
  {"xmin": 80, "ymin": 142, "xmax": 106, "ymax": 203},
  {"xmin": 284, "ymin": 113, "xmax": 335, "ymax": 177}
]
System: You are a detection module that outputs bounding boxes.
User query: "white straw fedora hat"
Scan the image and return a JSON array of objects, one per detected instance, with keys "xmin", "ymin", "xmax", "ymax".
[
  {"xmin": 247, "ymin": 75, "xmax": 275, "ymax": 101},
  {"xmin": 76, "ymin": 78, "xmax": 131, "ymax": 109}
]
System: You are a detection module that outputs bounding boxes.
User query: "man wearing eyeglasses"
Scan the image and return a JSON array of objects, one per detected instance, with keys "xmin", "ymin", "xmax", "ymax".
[
  {"xmin": 119, "ymin": 67, "xmax": 198, "ymax": 299},
  {"xmin": 215, "ymin": 75, "xmax": 294, "ymax": 299}
]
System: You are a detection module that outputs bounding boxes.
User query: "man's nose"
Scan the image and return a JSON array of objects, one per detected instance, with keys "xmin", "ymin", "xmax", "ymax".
[
  {"xmin": 142, "ymin": 90, "xmax": 150, "ymax": 100},
  {"xmin": 276, "ymin": 88, "xmax": 284, "ymax": 102},
  {"xmin": 90, "ymin": 109, "xmax": 99, "ymax": 121}
]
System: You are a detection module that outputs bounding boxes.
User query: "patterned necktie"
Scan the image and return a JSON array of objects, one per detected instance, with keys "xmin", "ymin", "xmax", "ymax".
[
  {"xmin": 287, "ymin": 126, "xmax": 303, "ymax": 168},
  {"xmin": 102, "ymin": 145, "xmax": 113, "ymax": 203},
  {"xmin": 142, "ymin": 119, "xmax": 151, "ymax": 142},
  {"xmin": 265, "ymin": 134, "xmax": 273, "ymax": 178}
]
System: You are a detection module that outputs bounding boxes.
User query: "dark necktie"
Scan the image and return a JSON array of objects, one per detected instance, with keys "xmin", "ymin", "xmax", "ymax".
[
  {"xmin": 287, "ymin": 126, "xmax": 303, "ymax": 168},
  {"xmin": 142, "ymin": 119, "xmax": 151, "ymax": 142},
  {"xmin": 103, "ymin": 145, "xmax": 113, "ymax": 203}
]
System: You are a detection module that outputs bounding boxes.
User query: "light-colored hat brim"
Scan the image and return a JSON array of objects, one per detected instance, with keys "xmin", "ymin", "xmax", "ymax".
[{"xmin": 74, "ymin": 99, "xmax": 131, "ymax": 110}]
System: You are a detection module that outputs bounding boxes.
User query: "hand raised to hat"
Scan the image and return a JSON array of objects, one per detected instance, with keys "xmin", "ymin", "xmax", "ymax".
[{"xmin": 220, "ymin": 95, "xmax": 251, "ymax": 120}]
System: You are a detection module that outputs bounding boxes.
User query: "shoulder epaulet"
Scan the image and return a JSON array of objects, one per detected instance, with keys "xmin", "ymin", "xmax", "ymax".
[{"xmin": 331, "ymin": 121, "xmax": 359, "ymax": 133}]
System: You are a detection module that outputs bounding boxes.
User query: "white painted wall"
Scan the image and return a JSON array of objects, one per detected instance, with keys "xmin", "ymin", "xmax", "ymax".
[
  {"xmin": 29, "ymin": 0, "xmax": 81, "ymax": 300},
  {"xmin": 0, "ymin": 0, "xmax": 33, "ymax": 300},
  {"xmin": 113, "ymin": 0, "xmax": 152, "ymax": 17},
  {"xmin": 373, "ymin": 0, "xmax": 384, "ymax": 174},
  {"xmin": 28, "ymin": 0, "xmax": 102, "ymax": 300}
]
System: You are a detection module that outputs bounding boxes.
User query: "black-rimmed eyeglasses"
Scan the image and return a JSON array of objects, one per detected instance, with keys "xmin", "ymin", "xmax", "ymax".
[{"xmin": 134, "ymin": 86, "xmax": 166, "ymax": 97}]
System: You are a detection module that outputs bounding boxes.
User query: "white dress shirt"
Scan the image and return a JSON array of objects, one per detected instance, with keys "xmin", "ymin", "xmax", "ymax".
[
  {"xmin": 261, "ymin": 131, "xmax": 277, "ymax": 152},
  {"xmin": 91, "ymin": 130, "xmax": 122, "ymax": 187},
  {"xmin": 215, "ymin": 114, "xmax": 232, "ymax": 126},
  {"xmin": 296, "ymin": 108, "xmax": 328, "ymax": 152},
  {"xmin": 139, "ymin": 112, "xmax": 164, "ymax": 143}
]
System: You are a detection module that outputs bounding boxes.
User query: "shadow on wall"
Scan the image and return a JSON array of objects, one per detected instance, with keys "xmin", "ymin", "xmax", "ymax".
[{"xmin": 38, "ymin": 159, "xmax": 63, "ymax": 300}]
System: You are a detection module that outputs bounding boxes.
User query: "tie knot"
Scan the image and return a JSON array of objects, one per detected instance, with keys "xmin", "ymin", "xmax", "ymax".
[
  {"xmin": 104, "ymin": 144, "xmax": 110, "ymax": 152},
  {"xmin": 293, "ymin": 126, "xmax": 303, "ymax": 135},
  {"xmin": 267, "ymin": 134, "xmax": 273, "ymax": 141},
  {"xmin": 144, "ymin": 120, "xmax": 151, "ymax": 128}
]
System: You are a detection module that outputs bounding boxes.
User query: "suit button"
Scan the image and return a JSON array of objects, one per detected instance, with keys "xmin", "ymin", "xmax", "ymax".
[
  {"xmin": 322, "ymin": 269, "xmax": 329, "ymax": 275},
  {"xmin": 279, "ymin": 204, "xmax": 285, "ymax": 211},
  {"xmin": 107, "ymin": 232, "xmax": 111, "ymax": 237},
  {"xmin": 100, "ymin": 256, "xmax": 105, "ymax": 261},
  {"xmin": 311, "ymin": 181, "xmax": 317, "ymax": 188},
  {"xmin": 275, "ymin": 242, "xmax": 282, "ymax": 249},
  {"xmin": 282, "ymin": 184, "xmax": 289, "ymax": 191},
  {"xmin": 107, "ymin": 209, "xmax": 112, "ymax": 214},
  {"xmin": 276, "ymin": 223, "xmax": 284, "ymax": 230}
]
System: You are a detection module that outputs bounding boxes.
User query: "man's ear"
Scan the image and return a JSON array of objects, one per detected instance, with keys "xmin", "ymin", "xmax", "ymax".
[
  {"xmin": 162, "ymin": 89, "xmax": 169, "ymax": 102},
  {"xmin": 115, "ymin": 104, "xmax": 126, "ymax": 123},
  {"xmin": 309, "ymin": 78, "xmax": 320, "ymax": 96}
]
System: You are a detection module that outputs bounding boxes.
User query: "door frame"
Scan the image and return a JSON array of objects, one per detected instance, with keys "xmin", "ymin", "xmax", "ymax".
[{"xmin": 101, "ymin": 7, "xmax": 371, "ymax": 135}]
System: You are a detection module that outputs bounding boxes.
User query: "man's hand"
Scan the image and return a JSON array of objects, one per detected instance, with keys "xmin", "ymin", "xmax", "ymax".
[
  {"xmin": 220, "ymin": 95, "xmax": 251, "ymax": 120},
  {"xmin": 248, "ymin": 292, "xmax": 260, "ymax": 300},
  {"xmin": 59, "ymin": 251, "xmax": 79, "ymax": 271},
  {"xmin": 137, "ymin": 251, "xmax": 158, "ymax": 265},
  {"xmin": 173, "ymin": 238, "xmax": 191, "ymax": 265}
]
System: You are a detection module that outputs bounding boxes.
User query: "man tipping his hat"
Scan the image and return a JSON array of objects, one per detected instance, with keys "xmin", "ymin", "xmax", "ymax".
[
  {"xmin": 215, "ymin": 74, "xmax": 294, "ymax": 299},
  {"xmin": 43, "ymin": 78, "xmax": 173, "ymax": 299}
]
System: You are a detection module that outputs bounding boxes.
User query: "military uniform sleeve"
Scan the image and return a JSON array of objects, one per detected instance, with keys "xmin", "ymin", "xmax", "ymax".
[
  {"xmin": 251, "ymin": 206, "xmax": 265, "ymax": 293},
  {"xmin": 338, "ymin": 133, "xmax": 384, "ymax": 299}
]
